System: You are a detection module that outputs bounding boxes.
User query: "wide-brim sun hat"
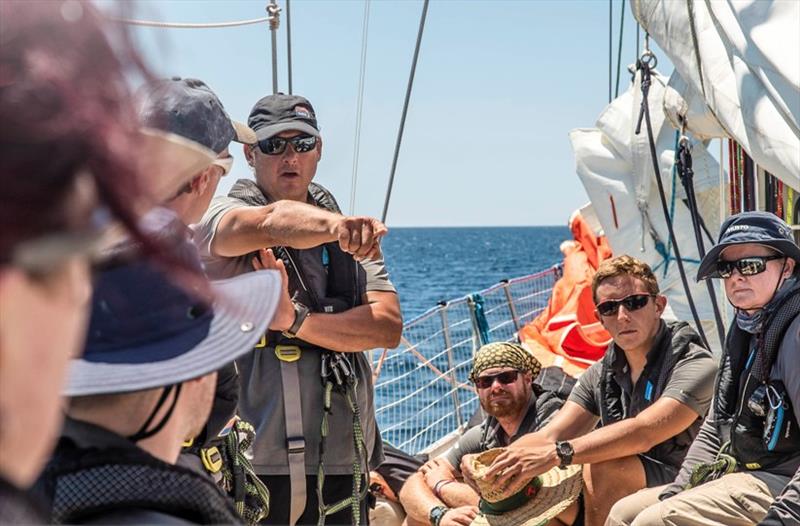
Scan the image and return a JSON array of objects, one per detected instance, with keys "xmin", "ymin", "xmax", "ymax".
[
  {"xmin": 64, "ymin": 215, "xmax": 281, "ymax": 396},
  {"xmin": 470, "ymin": 448, "xmax": 583, "ymax": 526},
  {"xmin": 697, "ymin": 211, "xmax": 800, "ymax": 280}
]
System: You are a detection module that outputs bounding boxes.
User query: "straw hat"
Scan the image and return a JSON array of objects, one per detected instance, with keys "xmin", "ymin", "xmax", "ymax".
[{"xmin": 469, "ymin": 448, "xmax": 583, "ymax": 526}]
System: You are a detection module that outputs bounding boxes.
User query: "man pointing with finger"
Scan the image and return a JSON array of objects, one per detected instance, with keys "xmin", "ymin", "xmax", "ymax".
[{"xmin": 196, "ymin": 93, "xmax": 402, "ymax": 525}]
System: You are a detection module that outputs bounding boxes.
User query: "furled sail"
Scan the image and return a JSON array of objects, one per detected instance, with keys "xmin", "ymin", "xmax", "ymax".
[
  {"xmin": 632, "ymin": 0, "xmax": 800, "ymax": 189},
  {"xmin": 570, "ymin": 70, "xmax": 725, "ymax": 354}
]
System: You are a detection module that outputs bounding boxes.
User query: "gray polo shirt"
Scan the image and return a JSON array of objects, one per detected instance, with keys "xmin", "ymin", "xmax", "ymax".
[
  {"xmin": 568, "ymin": 321, "xmax": 717, "ymax": 470},
  {"xmin": 194, "ymin": 194, "xmax": 395, "ymax": 475}
]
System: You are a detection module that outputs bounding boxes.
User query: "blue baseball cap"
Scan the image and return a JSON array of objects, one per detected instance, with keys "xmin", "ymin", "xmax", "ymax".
[
  {"xmin": 64, "ymin": 211, "xmax": 280, "ymax": 396},
  {"xmin": 697, "ymin": 211, "xmax": 800, "ymax": 280},
  {"xmin": 138, "ymin": 77, "xmax": 256, "ymax": 153}
]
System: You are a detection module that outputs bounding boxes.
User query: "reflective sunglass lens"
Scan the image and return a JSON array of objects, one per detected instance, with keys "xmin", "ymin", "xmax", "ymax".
[
  {"xmin": 596, "ymin": 294, "xmax": 651, "ymax": 316},
  {"xmin": 258, "ymin": 135, "xmax": 317, "ymax": 155},
  {"xmin": 294, "ymin": 136, "xmax": 317, "ymax": 152}
]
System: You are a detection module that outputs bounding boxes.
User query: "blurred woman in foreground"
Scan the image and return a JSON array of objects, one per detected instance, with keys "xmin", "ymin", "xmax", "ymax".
[{"xmin": 0, "ymin": 0, "xmax": 162, "ymax": 520}]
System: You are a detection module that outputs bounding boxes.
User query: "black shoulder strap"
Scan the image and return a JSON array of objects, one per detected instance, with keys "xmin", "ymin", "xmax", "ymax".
[
  {"xmin": 599, "ymin": 350, "xmax": 624, "ymax": 425},
  {"xmin": 753, "ymin": 288, "xmax": 800, "ymax": 382}
]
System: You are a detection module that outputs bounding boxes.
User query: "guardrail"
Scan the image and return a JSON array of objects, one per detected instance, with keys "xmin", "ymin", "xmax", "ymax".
[{"xmin": 372, "ymin": 266, "xmax": 561, "ymax": 454}]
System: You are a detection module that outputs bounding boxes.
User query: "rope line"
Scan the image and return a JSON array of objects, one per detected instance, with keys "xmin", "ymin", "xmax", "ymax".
[
  {"xmin": 113, "ymin": 16, "xmax": 270, "ymax": 29},
  {"xmin": 349, "ymin": 0, "xmax": 371, "ymax": 215},
  {"xmin": 636, "ymin": 58, "xmax": 710, "ymax": 350}
]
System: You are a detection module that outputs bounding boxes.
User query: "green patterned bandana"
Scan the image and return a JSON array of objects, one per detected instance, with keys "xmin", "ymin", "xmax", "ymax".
[{"xmin": 469, "ymin": 342, "xmax": 541, "ymax": 383}]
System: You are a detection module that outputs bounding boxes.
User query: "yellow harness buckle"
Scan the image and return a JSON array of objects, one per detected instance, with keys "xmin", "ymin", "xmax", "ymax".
[
  {"xmin": 200, "ymin": 446, "xmax": 223, "ymax": 474},
  {"xmin": 254, "ymin": 334, "xmax": 267, "ymax": 349},
  {"xmin": 275, "ymin": 344, "xmax": 302, "ymax": 362}
]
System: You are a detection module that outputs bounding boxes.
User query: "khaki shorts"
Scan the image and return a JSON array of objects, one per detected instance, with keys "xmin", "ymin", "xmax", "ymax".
[{"xmin": 605, "ymin": 473, "xmax": 775, "ymax": 526}]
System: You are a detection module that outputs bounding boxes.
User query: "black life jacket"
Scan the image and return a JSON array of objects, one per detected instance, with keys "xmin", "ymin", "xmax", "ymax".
[
  {"xmin": 38, "ymin": 437, "xmax": 242, "ymax": 525},
  {"xmin": 227, "ymin": 179, "xmax": 365, "ymax": 344},
  {"xmin": 716, "ymin": 286, "xmax": 800, "ymax": 470}
]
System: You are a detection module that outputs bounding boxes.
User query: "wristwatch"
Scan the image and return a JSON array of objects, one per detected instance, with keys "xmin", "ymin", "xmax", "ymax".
[
  {"xmin": 281, "ymin": 301, "xmax": 310, "ymax": 339},
  {"xmin": 555, "ymin": 440, "xmax": 574, "ymax": 470},
  {"xmin": 429, "ymin": 505, "xmax": 449, "ymax": 526}
]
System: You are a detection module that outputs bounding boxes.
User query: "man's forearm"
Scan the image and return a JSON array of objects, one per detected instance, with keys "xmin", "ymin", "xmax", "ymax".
[
  {"xmin": 294, "ymin": 292, "xmax": 402, "ymax": 352},
  {"xmin": 212, "ymin": 200, "xmax": 340, "ymax": 257},
  {"xmin": 438, "ymin": 480, "xmax": 479, "ymax": 508},
  {"xmin": 399, "ymin": 472, "xmax": 444, "ymax": 524}
]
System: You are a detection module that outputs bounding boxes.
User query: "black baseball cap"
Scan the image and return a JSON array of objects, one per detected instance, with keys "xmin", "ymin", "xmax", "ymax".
[
  {"xmin": 248, "ymin": 93, "xmax": 320, "ymax": 140},
  {"xmin": 697, "ymin": 211, "xmax": 800, "ymax": 280},
  {"xmin": 138, "ymin": 77, "xmax": 256, "ymax": 153}
]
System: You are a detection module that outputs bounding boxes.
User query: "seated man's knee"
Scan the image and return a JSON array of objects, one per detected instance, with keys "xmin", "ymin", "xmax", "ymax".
[
  {"xmin": 605, "ymin": 486, "xmax": 664, "ymax": 526},
  {"xmin": 585, "ymin": 456, "xmax": 646, "ymax": 494}
]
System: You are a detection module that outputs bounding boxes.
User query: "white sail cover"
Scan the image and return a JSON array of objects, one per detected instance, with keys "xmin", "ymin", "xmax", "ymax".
[
  {"xmin": 570, "ymin": 70, "xmax": 726, "ymax": 353},
  {"xmin": 632, "ymin": 0, "xmax": 800, "ymax": 190}
]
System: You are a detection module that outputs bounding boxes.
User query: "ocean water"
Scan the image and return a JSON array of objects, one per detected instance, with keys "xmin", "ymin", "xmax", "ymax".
[
  {"xmin": 374, "ymin": 226, "xmax": 570, "ymax": 451},
  {"xmin": 381, "ymin": 226, "xmax": 570, "ymax": 320}
]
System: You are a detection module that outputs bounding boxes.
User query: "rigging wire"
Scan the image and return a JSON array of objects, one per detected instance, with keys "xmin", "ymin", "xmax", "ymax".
[
  {"xmin": 608, "ymin": 0, "xmax": 613, "ymax": 103},
  {"xmin": 267, "ymin": 1, "xmax": 280, "ymax": 94},
  {"xmin": 286, "ymin": 0, "xmax": 293, "ymax": 94},
  {"xmin": 113, "ymin": 15, "xmax": 270, "ymax": 28},
  {"xmin": 349, "ymin": 0, "xmax": 372, "ymax": 215},
  {"xmin": 381, "ymin": 0, "xmax": 430, "ymax": 224},
  {"xmin": 614, "ymin": 0, "xmax": 626, "ymax": 98}
]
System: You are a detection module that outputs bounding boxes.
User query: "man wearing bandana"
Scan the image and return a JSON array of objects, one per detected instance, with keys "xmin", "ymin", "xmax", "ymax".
[{"xmin": 399, "ymin": 342, "xmax": 564, "ymax": 526}]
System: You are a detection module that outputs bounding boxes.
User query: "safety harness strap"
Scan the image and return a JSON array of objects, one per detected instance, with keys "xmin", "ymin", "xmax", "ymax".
[
  {"xmin": 279, "ymin": 356, "xmax": 307, "ymax": 526},
  {"xmin": 317, "ymin": 374, "xmax": 370, "ymax": 525}
]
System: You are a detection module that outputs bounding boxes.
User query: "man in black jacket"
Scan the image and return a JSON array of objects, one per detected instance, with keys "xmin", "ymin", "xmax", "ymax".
[
  {"xmin": 469, "ymin": 255, "xmax": 716, "ymax": 526},
  {"xmin": 399, "ymin": 342, "xmax": 564, "ymax": 526},
  {"xmin": 609, "ymin": 212, "xmax": 800, "ymax": 526}
]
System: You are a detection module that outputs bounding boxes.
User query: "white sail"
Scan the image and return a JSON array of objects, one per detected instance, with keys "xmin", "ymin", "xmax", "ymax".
[
  {"xmin": 632, "ymin": 0, "xmax": 800, "ymax": 189},
  {"xmin": 570, "ymin": 70, "xmax": 726, "ymax": 353}
]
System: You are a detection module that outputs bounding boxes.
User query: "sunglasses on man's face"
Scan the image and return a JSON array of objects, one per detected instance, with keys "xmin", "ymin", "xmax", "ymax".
[
  {"xmin": 474, "ymin": 370, "xmax": 520, "ymax": 390},
  {"xmin": 714, "ymin": 255, "xmax": 784, "ymax": 279},
  {"xmin": 257, "ymin": 134, "xmax": 317, "ymax": 156},
  {"xmin": 595, "ymin": 293, "xmax": 654, "ymax": 317}
]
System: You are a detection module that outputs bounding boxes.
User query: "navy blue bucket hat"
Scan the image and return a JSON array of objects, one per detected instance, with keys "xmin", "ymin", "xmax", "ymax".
[
  {"xmin": 696, "ymin": 211, "xmax": 800, "ymax": 281},
  {"xmin": 64, "ymin": 213, "xmax": 280, "ymax": 396}
]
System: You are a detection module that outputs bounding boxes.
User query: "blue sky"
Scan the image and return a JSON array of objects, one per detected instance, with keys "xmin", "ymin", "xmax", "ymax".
[{"xmin": 125, "ymin": 0, "xmax": 671, "ymax": 227}]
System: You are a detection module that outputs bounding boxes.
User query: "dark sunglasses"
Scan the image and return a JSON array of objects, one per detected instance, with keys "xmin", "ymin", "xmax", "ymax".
[
  {"xmin": 257, "ymin": 134, "xmax": 317, "ymax": 156},
  {"xmin": 596, "ymin": 293, "xmax": 654, "ymax": 317},
  {"xmin": 714, "ymin": 255, "xmax": 784, "ymax": 279},
  {"xmin": 474, "ymin": 370, "xmax": 520, "ymax": 389}
]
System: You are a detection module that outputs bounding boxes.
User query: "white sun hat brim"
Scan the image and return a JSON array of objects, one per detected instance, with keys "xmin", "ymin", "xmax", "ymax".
[{"xmin": 64, "ymin": 269, "xmax": 281, "ymax": 396}]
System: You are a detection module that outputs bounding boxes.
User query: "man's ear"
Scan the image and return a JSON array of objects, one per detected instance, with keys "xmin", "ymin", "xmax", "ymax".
[
  {"xmin": 316, "ymin": 136, "xmax": 323, "ymax": 162},
  {"xmin": 188, "ymin": 173, "xmax": 206, "ymax": 195},
  {"xmin": 654, "ymin": 294, "xmax": 667, "ymax": 315},
  {"xmin": 244, "ymin": 144, "xmax": 256, "ymax": 167}
]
